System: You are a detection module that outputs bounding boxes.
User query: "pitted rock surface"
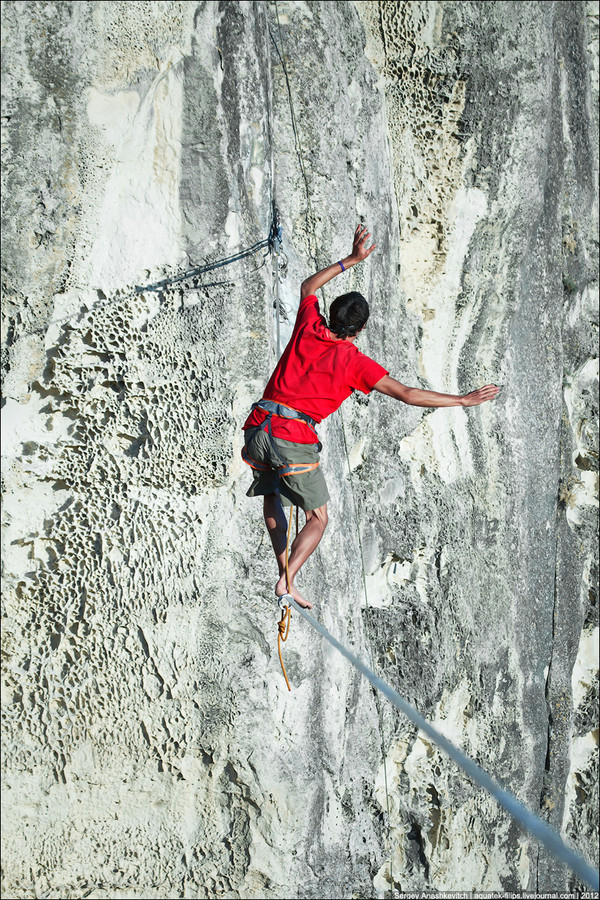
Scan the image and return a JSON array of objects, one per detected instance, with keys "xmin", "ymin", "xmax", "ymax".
[{"xmin": 1, "ymin": 2, "xmax": 598, "ymax": 897}]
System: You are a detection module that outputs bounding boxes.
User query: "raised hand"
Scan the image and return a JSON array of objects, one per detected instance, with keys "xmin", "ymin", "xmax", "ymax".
[
  {"xmin": 461, "ymin": 384, "xmax": 501, "ymax": 406},
  {"xmin": 300, "ymin": 224, "xmax": 377, "ymax": 299},
  {"xmin": 351, "ymin": 224, "xmax": 376, "ymax": 262}
]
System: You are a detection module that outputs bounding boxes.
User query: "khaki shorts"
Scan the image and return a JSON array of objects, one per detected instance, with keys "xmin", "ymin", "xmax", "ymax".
[{"xmin": 244, "ymin": 427, "xmax": 329, "ymax": 511}]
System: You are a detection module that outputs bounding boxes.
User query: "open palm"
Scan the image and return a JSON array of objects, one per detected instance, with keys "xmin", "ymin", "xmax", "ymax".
[{"xmin": 351, "ymin": 224, "xmax": 376, "ymax": 261}]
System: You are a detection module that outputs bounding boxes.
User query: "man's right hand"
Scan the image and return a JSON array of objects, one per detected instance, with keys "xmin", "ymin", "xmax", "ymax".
[{"xmin": 374, "ymin": 375, "xmax": 501, "ymax": 408}]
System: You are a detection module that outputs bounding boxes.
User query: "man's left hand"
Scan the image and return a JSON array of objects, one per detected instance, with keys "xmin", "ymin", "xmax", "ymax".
[{"xmin": 350, "ymin": 224, "xmax": 376, "ymax": 262}]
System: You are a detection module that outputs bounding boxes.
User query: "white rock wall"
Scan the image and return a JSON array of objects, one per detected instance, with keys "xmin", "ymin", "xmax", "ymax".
[{"xmin": 1, "ymin": 1, "xmax": 598, "ymax": 897}]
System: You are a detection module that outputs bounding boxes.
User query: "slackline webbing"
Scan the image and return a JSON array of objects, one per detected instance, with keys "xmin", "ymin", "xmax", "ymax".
[{"xmin": 286, "ymin": 597, "xmax": 599, "ymax": 890}]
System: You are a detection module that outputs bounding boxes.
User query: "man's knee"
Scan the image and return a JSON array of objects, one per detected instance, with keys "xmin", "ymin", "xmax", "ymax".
[
  {"xmin": 264, "ymin": 492, "xmax": 285, "ymax": 524},
  {"xmin": 306, "ymin": 504, "xmax": 328, "ymax": 530}
]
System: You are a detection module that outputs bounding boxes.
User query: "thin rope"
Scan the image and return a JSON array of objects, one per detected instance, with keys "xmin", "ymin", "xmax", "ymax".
[
  {"xmin": 263, "ymin": 3, "xmax": 283, "ymax": 363},
  {"xmin": 270, "ymin": 2, "xmax": 318, "ymax": 269},
  {"xmin": 285, "ymin": 595, "xmax": 599, "ymax": 891},
  {"xmin": 268, "ymin": 9, "xmax": 394, "ymax": 891},
  {"xmin": 271, "ymin": 207, "xmax": 283, "ymax": 360}
]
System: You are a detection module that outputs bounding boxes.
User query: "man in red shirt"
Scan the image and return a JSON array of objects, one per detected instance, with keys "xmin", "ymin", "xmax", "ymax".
[{"xmin": 243, "ymin": 225, "xmax": 500, "ymax": 608}]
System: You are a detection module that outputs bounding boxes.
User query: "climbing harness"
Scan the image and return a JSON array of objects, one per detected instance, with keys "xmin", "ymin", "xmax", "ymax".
[
  {"xmin": 241, "ymin": 399, "xmax": 320, "ymax": 477},
  {"xmin": 251, "ymin": 398, "xmax": 318, "ymax": 434}
]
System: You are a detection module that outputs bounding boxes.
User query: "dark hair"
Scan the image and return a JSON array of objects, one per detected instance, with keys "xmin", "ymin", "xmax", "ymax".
[{"xmin": 329, "ymin": 291, "xmax": 369, "ymax": 338}]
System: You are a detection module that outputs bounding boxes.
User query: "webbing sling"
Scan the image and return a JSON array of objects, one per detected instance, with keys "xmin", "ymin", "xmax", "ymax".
[{"xmin": 242, "ymin": 399, "xmax": 320, "ymax": 477}]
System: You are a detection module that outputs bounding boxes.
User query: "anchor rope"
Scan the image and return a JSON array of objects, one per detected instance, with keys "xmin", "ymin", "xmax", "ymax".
[
  {"xmin": 134, "ymin": 238, "xmax": 272, "ymax": 294},
  {"xmin": 2, "ymin": 235, "xmax": 274, "ymax": 345},
  {"xmin": 269, "ymin": 2, "xmax": 318, "ymax": 270},
  {"xmin": 264, "ymin": 3, "xmax": 284, "ymax": 366}
]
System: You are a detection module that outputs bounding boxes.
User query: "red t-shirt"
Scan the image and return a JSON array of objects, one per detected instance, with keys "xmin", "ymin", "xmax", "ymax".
[{"xmin": 244, "ymin": 294, "xmax": 389, "ymax": 443}]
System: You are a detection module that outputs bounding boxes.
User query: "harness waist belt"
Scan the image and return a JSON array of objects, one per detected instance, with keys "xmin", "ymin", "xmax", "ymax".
[{"xmin": 252, "ymin": 399, "xmax": 318, "ymax": 431}]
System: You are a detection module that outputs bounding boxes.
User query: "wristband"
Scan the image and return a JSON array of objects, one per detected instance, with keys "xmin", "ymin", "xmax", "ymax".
[{"xmin": 338, "ymin": 260, "xmax": 345, "ymax": 272}]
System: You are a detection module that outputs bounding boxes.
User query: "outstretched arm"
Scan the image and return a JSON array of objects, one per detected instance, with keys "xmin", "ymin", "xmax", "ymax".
[
  {"xmin": 300, "ymin": 225, "xmax": 376, "ymax": 299},
  {"xmin": 374, "ymin": 375, "xmax": 500, "ymax": 407}
]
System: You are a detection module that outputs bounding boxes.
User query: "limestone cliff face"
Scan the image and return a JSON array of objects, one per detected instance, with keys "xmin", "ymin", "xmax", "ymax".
[{"xmin": 1, "ymin": 2, "xmax": 598, "ymax": 897}]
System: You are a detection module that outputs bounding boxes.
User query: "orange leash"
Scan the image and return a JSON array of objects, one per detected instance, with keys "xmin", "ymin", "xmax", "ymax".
[
  {"xmin": 277, "ymin": 604, "xmax": 292, "ymax": 691},
  {"xmin": 277, "ymin": 504, "xmax": 295, "ymax": 691}
]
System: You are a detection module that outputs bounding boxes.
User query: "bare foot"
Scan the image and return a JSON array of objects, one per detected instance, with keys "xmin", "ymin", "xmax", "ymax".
[{"xmin": 275, "ymin": 574, "xmax": 313, "ymax": 609}]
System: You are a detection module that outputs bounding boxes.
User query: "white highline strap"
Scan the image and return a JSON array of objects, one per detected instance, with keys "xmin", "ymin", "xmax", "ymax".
[{"xmin": 287, "ymin": 597, "xmax": 599, "ymax": 890}]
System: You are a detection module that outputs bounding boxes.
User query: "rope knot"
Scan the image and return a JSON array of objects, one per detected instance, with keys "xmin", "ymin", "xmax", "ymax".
[{"xmin": 278, "ymin": 605, "xmax": 291, "ymax": 640}]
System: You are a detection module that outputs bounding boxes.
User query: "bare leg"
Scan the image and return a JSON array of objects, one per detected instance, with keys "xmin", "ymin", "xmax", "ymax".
[
  {"xmin": 274, "ymin": 504, "xmax": 328, "ymax": 609},
  {"xmin": 264, "ymin": 493, "xmax": 312, "ymax": 606},
  {"xmin": 263, "ymin": 492, "xmax": 288, "ymax": 577}
]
